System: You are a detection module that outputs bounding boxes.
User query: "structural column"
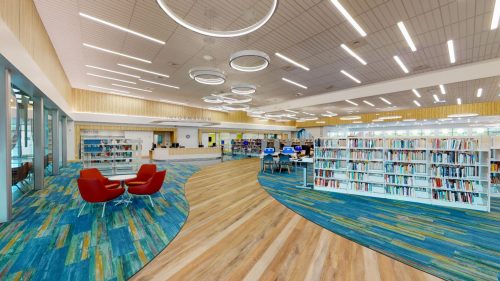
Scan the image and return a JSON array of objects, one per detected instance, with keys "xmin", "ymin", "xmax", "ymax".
[
  {"xmin": 51, "ymin": 109, "xmax": 60, "ymax": 174},
  {"xmin": 33, "ymin": 95, "xmax": 45, "ymax": 190},
  {"xmin": 0, "ymin": 67, "xmax": 12, "ymax": 222},
  {"xmin": 61, "ymin": 115, "xmax": 67, "ymax": 166}
]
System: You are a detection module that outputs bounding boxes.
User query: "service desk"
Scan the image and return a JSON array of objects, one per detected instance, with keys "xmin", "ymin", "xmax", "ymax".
[{"xmin": 152, "ymin": 147, "xmax": 220, "ymax": 161}]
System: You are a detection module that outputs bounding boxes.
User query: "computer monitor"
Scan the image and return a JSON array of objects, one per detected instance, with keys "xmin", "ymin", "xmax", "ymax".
[
  {"xmin": 243, "ymin": 140, "xmax": 249, "ymax": 146},
  {"xmin": 264, "ymin": 148, "xmax": 275, "ymax": 154},
  {"xmin": 294, "ymin": 145, "xmax": 302, "ymax": 152},
  {"xmin": 282, "ymin": 146, "xmax": 294, "ymax": 154}
]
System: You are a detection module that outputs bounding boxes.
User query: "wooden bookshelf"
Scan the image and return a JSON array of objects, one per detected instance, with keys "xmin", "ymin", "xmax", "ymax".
[{"xmin": 314, "ymin": 136, "xmax": 491, "ymax": 212}]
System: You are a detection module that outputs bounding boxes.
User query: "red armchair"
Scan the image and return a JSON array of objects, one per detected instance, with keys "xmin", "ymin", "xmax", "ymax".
[
  {"xmin": 77, "ymin": 178, "xmax": 125, "ymax": 217},
  {"xmin": 125, "ymin": 164, "xmax": 157, "ymax": 186},
  {"xmin": 128, "ymin": 170, "xmax": 167, "ymax": 207},
  {"xmin": 80, "ymin": 168, "xmax": 120, "ymax": 189}
]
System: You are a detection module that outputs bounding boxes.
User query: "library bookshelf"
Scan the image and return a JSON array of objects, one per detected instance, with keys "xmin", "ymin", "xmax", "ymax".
[
  {"xmin": 81, "ymin": 137, "xmax": 142, "ymax": 175},
  {"xmin": 314, "ymin": 136, "xmax": 491, "ymax": 211},
  {"xmin": 491, "ymin": 136, "xmax": 500, "ymax": 197}
]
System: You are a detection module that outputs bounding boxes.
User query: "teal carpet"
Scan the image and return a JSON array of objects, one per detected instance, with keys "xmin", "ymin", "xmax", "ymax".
[
  {"xmin": 258, "ymin": 170, "xmax": 500, "ymax": 281},
  {"xmin": 0, "ymin": 162, "xmax": 198, "ymax": 281}
]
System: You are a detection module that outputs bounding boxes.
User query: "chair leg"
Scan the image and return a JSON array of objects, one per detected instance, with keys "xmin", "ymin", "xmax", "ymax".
[
  {"xmin": 148, "ymin": 195, "xmax": 155, "ymax": 207},
  {"xmin": 101, "ymin": 202, "xmax": 106, "ymax": 218},
  {"xmin": 78, "ymin": 202, "xmax": 87, "ymax": 217},
  {"xmin": 160, "ymin": 192, "xmax": 167, "ymax": 201}
]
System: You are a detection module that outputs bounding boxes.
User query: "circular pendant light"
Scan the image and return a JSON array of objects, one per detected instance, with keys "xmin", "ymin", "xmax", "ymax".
[
  {"xmin": 156, "ymin": 0, "xmax": 278, "ymax": 38},
  {"xmin": 229, "ymin": 50, "xmax": 270, "ymax": 72},
  {"xmin": 222, "ymin": 104, "xmax": 249, "ymax": 111},
  {"xmin": 202, "ymin": 96, "xmax": 224, "ymax": 104},
  {"xmin": 231, "ymin": 84, "xmax": 256, "ymax": 95},
  {"xmin": 189, "ymin": 67, "xmax": 225, "ymax": 85}
]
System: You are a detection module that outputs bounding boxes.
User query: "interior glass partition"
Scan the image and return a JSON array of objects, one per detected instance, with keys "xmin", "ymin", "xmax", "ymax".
[{"xmin": 44, "ymin": 110, "xmax": 53, "ymax": 176}]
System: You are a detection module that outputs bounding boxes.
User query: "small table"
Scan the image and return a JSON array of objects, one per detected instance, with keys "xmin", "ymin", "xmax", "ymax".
[
  {"xmin": 108, "ymin": 174, "xmax": 136, "ymax": 205},
  {"xmin": 291, "ymin": 157, "xmax": 314, "ymax": 189}
]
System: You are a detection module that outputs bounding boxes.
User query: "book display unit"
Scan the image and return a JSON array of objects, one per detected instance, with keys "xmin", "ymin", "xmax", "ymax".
[
  {"xmin": 314, "ymin": 136, "xmax": 491, "ymax": 211},
  {"xmin": 81, "ymin": 137, "xmax": 142, "ymax": 175},
  {"xmin": 491, "ymin": 137, "xmax": 500, "ymax": 197}
]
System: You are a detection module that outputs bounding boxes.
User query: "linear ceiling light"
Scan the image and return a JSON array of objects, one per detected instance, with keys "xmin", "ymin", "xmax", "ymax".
[
  {"xmin": 439, "ymin": 84, "xmax": 446, "ymax": 94},
  {"xmin": 397, "ymin": 21, "xmax": 417, "ymax": 52},
  {"xmin": 85, "ymin": 65, "xmax": 140, "ymax": 78},
  {"xmin": 340, "ymin": 70, "xmax": 361, "ymax": 84},
  {"xmin": 363, "ymin": 100, "xmax": 375, "ymax": 107},
  {"xmin": 340, "ymin": 44, "xmax": 367, "ymax": 65},
  {"xmin": 433, "ymin": 94, "xmax": 440, "ymax": 102},
  {"xmin": 285, "ymin": 109, "xmax": 299, "ymax": 114},
  {"xmin": 79, "ymin": 13, "xmax": 165, "ymax": 44},
  {"xmin": 457, "ymin": 98, "xmax": 462, "ymax": 105},
  {"xmin": 301, "ymin": 112, "xmax": 315, "ymax": 116},
  {"xmin": 111, "ymin": 93, "xmax": 144, "ymax": 99},
  {"xmin": 117, "ymin": 64, "xmax": 169, "ymax": 77},
  {"xmin": 393, "ymin": 56, "xmax": 409, "ymax": 73},
  {"xmin": 139, "ymin": 79, "xmax": 179, "ymax": 89},
  {"xmin": 282, "ymin": 77, "xmax": 307, "ymax": 89},
  {"xmin": 413, "ymin": 100, "xmax": 421, "ymax": 107},
  {"xmin": 83, "ymin": 43, "xmax": 151, "ymax": 63},
  {"xmin": 330, "ymin": 0, "xmax": 367, "ymax": 37},
  {"xmin": 275, "ymin": 53, "xmax": 310, "ymax": 71},
  {"xmin": 492, "ymin": 0, "xmax": 500, "ymax": 30},
  {"xmin": 379, "ymin": 97, "xmax": 392, "ymax": 105},
  {"xmin": 447, "ymin": 40, "xmax": 456, "ymax": 63},
  {"xmin": 88, "ymin": 85, "xmax": 129, "ymax": 93},
  {"xmin": 87, "ymin": 73, "xmax": 136, "ymax": 84},
  {"xmin": 412, "ymin": 89, "xmax": 421, "ymax": 98},
  {"xmin": 160, "ymin": 99, "xmax": 187, "ymax": 105},
  {"xmin": 111, "ymin": 84, "xmax": 152, "ymax": 92},
  {"xmin": 476, "ymin": 88, "xmax": 483, "ymax": 97},
  {"xmin": 339, "ymin": 115, "xmax": 361, "ymax": 120},
  {"xmin": 345, "ymin": 99, "xmax": 358, "ymax": 106}
]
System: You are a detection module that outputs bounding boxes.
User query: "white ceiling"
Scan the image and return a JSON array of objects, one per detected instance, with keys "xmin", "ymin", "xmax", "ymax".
[{"xmin": 34, "ymin": 0, "xmax": 500, "ymax": 116}]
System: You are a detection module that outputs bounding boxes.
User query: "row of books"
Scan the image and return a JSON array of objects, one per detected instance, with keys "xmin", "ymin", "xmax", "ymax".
[
  {"xmin": 431, "ymin": 178, "xmax": 484, "ymax": 192},
  {"xmin": 491, "ymin": 163, "xmax": 500, "ymax": 172},
  {"xmin": 318, "ymin": 139, "xmax": 347, "ymax": 147},
  {"xmin": 385, "ymin": 163, "xmax": 426, "ymax": 174},
  {"xmin": 349, "ymin": 138, "xmax": 383, "ymax": 148},
  {"xmin": 314, "ymin": 178, "xmax": 346, "ymax": 188},
  {"xmin": 385, "ymin": 175, "xmax": 428, "ymax": 186},
  {"xmin": 314, "ymin": 160, "xmax": 346, "ymax": 169},
  {"xmin": 315, "ymin": 149, "xmax": 347, "ymax": 158},
  {"xmin": 430, "ymin": 152, "xmax": 481, "ymax": 165},
  {"xmin": 350, "ymin": 151, "xmax": 383, "ymax": 160},
  {"xmin": 432, "ymin": 190, "xmax": 483, "ymax": 204},
  {"xmin": 385, "ymin": 186, "xmax": 425, "ymax": 197},
  {"xmin": 430, "ymin": 138, "xmax": 479, "ymax": 150},
  {"xmin": 387, "ymin": 138, "xmax": 426, "ymax": 149},
  {"xmin": 315, "ymin": 170, "xmax": 339, "ymax": 178},
  {"xmin": 349, "ymin": 172, "xmax": 383, "ymax": 181},
  {"xmin": 350, "ymin": 182, "xmax": 383, "ymax": 192},
  {"xmin": 385, "ymin": 151, "xmax": 426, "ymax": 161},
  {"xmin": 430, "ymin": 166, "xmax": 480, "ymax": 178},
  {"xmin": 348, "ymin": 161, "xmax": 383, "ymax": 172}
]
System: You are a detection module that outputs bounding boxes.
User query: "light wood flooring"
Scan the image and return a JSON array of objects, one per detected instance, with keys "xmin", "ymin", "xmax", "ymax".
[{"xmin": 131, "ymin": 158, "xmax": 440, "ymax": 281}]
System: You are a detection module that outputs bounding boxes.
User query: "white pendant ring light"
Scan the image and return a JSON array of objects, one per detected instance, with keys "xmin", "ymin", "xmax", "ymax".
[
  {"xmin": 229, "ymin": 50, "xmax": 270, "ymax": 72},
  {"xmin": 231, "ymin": 84, "xmax": 257, "ymax": 95},
  {"xmin": 189, "ymin": 67, "xmax": 225, "ymax": 85},
  {"xmin": 222, "ymin": 104, "xmax": 250, "ymax": 111}
]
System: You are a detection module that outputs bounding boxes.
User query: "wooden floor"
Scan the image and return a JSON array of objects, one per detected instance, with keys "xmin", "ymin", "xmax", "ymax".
[{"xmin": 131, "ymin": 159, "xmax": 440, "ymax": 281}]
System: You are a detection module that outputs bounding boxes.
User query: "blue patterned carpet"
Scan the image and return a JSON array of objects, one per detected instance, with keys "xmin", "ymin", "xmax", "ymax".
[
  {"xmin": 258, "ymin": 170, "xmax": 500, "ymax": 281},
  {"xmin": 0, "ymin": 162, "xmax": 198, "ymax": 281}
]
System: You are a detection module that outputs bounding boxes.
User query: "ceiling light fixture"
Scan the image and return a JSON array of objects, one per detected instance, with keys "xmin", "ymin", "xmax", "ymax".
[
  {"xmin": 447, "ymin": 40, "xmax": 456, "ymax": 63},
  {"xmin": 397, "ymin": 21, "xmax": 417, "ymax": 52},
  {"xmin": 207, "ymin": 106, "xmax": 228, "ymax": 112},
  {"xmin": 79, "ymin": 13, "xmax": 165, "ymax": 44},
  {"xmin": 229, "ymin": 50, "xmax": 270, "ymax": 72},
  {"xmin": 403, "ymin": 119, "xmax": 416, "ymax": 122},
  {"xmin": 88, "ymin": 85, "xmax": 129, "ymax": 93},
  {"xmin": 215, "ymin": 93, "xmax": 252, "ymax": 104},
  {"xmin": 393, "ymin": 56, "xmax": 409, "ymax": 73},
  {"xmin": 491, "ymin": 0, "xmax": 500, "ymax": 30},
  {"xmin": 379, "ymin": 115, "xmax": 402, "ymax": 120},
  {"xmin": 189, "ymin": 67, "xmax": 225, "ymax": 85},
  {"xmin": 222, "ymin": 104, "xmax": 250, "ymax": 111},
  {"xmin": 439, "ymin": 84, "xmax": 446, "ymax": 94},
  {"xmin": 412, "ymin": 89, "xmax": 421, "ymax": 98},
  {"xmin": 87, "ymin": 73, "xmax": 136, "ymax": 84},
  {"xmin": 117, "ymin": 64, "xmax": 169, "ymax": 77},
  {"xmin": 363, "ymin": 100, "xmax": 375, "ymax": 107},
  {"xmin": 413, "ymin": 100, "xmax": 421, "ymax": 107},
  {"xmin": 476, "ymin": 88, "xmax": 483, "ymax": 97},
  {"xmin": 330, "ymin": 0, "xmax": 367, "ymax": 37},
  {"xmin": 156, "ymin": 0, "xmax": 277, "ymax": 37},
  {"xmin": 275, "ymin": 52, "xmax": 310, "ymax": 71},
  {"xmin": 340, "ymin": 70, "xmax": 361, "ymax": 83},
  {"xmin": 301, "ymin": 111, "xmax": 315, "ymax": 116},
  {"xmin": 139, "ymin": 79, "xmax": 179, "ymax": 89},
  {"xmin": 457, "ymin": 98, "xmax": 462, "ymax": 105},
  {"xmin": 433, "ymin": 94, "xmax": 440, "ymax": 102},
  {"xmin": 340, "ymin": 44, "xmax": 367, "ymax": 65},
  {"xmin": 159, "ymin": 99, "xmax": 187, "ymax": 106},
  {"xmin": 379, "ymin": 97, "xmax": 392, "ymax": 105},
  {"xmin": 345, "ymin": 99, "xmax": 358, "ymax": 106},
  {"xmin": 85, "ymin": 65, "xmax": 140, "ymax": 78},
  {"xmin": 340, "ymin": 115, "xmax": 361, "ymax": 120},
  {"xmin": 111, "ymin": 84, "xmax": 152, "ymax": 92},
  {"xmin": 231, "ymin": 84, "xmax": 256, "ymax": 95},
  {"xmin": 202, "ymin": 96, "xmax": 224, "ymax": 104},
  {"xmin": 282, "ymin": 77, "xmax": 307, "ymax": 89},
  {"xmin": 83, "ymin": 43, "xmax": 151, "ymax": 63},
  {"xmin": 352, "ymin": 121, "xmax": 363, "ymax": 124},
  {"xmin": 285, "ymin": 109, "xmax": 299, "ymax": 114},
  {"xmin": 448, "ymin": 113, "xmax": 479, "ymax": 118}
]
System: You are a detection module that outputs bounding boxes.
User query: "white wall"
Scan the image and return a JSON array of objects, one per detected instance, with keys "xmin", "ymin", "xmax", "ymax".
[
  {"xmin": 177, "ymin": 127, "xmax": 199, "ymax": 148},
  {"xmin": 124, "ymin": 131, "xmax": 154, "ymax": 156},
  {"xmin": 66, "ymin": 120, "xmax": 75, "ymax": 160}
]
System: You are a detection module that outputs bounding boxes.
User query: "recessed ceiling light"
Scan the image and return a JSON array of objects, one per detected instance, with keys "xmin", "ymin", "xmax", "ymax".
[
  {"xmin": 87, "ymin": 73, "xmax": 136, "ymax": 84},
  {"xmin": 476, "ymin": 88, "xmax": 483, "ymax": 97},
  {"xmin": 330, "ymin": 0, "xmax": 367, "ymax": 37},
  {"xmin": 340, "ymin": 115, "xmax": 361, "ymax": 120},
  {"xmin": 379, "ymin": 115, "xmax": 402, "ymax": 120},
  {"xmin": 448, "ymin": 113, "xmax": 478, "ymax": 118},
  {"xmin": 159, "ymin": 99, "xmax": 187, "ymax": 106},
  {"xmin": 379, "ymin": 97, "xmax": 392, "ymax": 105},
  {"xmin": 88, "ymin": 85, "xmax": 129, "ymax": 93},
  {"xmin": 285, "ymin": 109, "xmax": 299, "ymax": 114},
  {"xmin": 393, "ymin": 56, "xmax": 409, "ymax": 73},
  {"xmin": 340, "ymin": 70, "xmax": 361, "ymax": 84},
  {"xmin": 111, "ymin": 84, "xmax": 152, "ymax": 92},
  {"xmin": 403, "ymin": 119, "xmax": 416, "ymax": 122},
  {"xmin": 447, "ymin": 40, "xmax": 456, "ymax": 63},
  {"xmin": 363, "ymin": 100, "xmax": 375, "ymax": 107},
  {"xmin": 433, "ymin": 94, "xmax": 440, "ymax": 102},
  {"xmin": 85, "ymin": 65, "xmax": 140, "ymax": 78},
  {"xmin": 491, "ymin": 0, "xmax": 500, "ymax": 30},
  {"xmin": 275, "ymin": 52, "xmax": 310, "ymax": 71},
  {"xmin": 117, "ymin": 64, "xmax": 169, "ymax": 78},
  {"xmin": 282, "ymin": 77, "xmax": 307, "ymax": 89},
  {"xmin": 301, "ymin": 111, "xmax": 315, "ymax": 116},
  {"xmin": 203, "ymin": 55, "xmax": 214, "ymax": 61},
  {"xmin": 109, "ymin": 92, "xmax": 144, "ymax": 99},
  {"xmin": 413, "ymin": 100, "xmax": 421, "ymax": 107},
  {"xmin": 139, "ymin": 79, "xmax": 179, "ymax": 89},
  {"xmin": 83, "ymin": 43, "xmax": 151, "ymax": 63},
  {"xmin": 397, "ymin": 21, "xmax": 417, "ymax": 52},
  {"xmin": 340, "ymin": 44, "xmax": 367, "ymax": 65},
  {"xmin": 345, "ymin": 99, "xmax": 358, "ymax": 106},
  {"xmin": 457, "ymin": 98, "xmax": 462, "ymax": 105},
  {"xmin": 412, "ymin": 89, "xmax": 421, "ymax": 98},
  {"xmin": 439, "ymin": 84, "xmax": 446, "ymax": 94},
  {"xmin": 79, "ymin": 13, "xmax": 165, "ymax": 44},
  {"xmin": 352, "ymin": 121, "xmax": 363, "ymax": 124},
  {"xmin": 316, "ymin": 121, "xmax": 326, "ymax": 124}
]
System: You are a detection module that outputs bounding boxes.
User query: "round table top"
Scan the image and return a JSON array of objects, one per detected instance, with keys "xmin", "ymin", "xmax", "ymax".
[{"xmin": 108, "ymin": 174, "xmax": 136, "ymax": 181}]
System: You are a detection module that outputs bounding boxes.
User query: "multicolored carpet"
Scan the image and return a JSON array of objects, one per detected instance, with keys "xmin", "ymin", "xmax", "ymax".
[
  {"xmin": 0, "ymin": 162, "xmax": 198, "ymax": 281},
  {"xmin": 258, "ymin": 169, "xmax": 500, "ymax": 281}
]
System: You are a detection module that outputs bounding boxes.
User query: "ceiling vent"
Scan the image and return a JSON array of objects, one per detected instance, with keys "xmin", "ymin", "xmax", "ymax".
[
  {"xmin": 281, "ymin": 65, "xmax": 296, "ymax": 71},
  {"xmin": 168, "ymin": 61, "xmax": 180, "ymax": 68},
  {"xmin": 325, "ymin": 85, "xmax": 335, "ymax": 91},
  {"xmin": 347, "ymin": 38, "xmax": 368, "ymax": 49},
  {"xmin": 295, "ymin": 92, "xmax": 304, "ymax": 97},
  {"xmin": 413, "ymin": 64, "xmax": 431, "ymax": 72}
]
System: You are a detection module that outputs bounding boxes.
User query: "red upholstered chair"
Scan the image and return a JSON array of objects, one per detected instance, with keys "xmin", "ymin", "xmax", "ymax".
[
  {"xmin": 80, "ymin": 168, "xmax": 120, "ymax": 189},
  {"xmin": 125, "ymin": 164, "xmax": 157, "ymax": 186},
  {"xmin": 128, "ymin": 170, "xmax": 167, "ymax": 207},
  {"xmin": 77, "ymin": 178, "xmax": 125, "ymax": 217}
]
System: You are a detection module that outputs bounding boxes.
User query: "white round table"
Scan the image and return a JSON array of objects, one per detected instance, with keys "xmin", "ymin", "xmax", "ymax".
[{"xmin": 108, "ymin": 174, "xmax": 136, "ymax": 205}]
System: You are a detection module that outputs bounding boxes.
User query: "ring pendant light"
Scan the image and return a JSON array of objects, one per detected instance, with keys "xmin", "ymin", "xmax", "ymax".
[
  {"xmin": 231, "ymin": 84, "xmax": 257, "ymax": 95},
  {"xmin": 222, "ymin": 104, "xmax": 250, "ymax": 111},
  {"xmin": 156, "ymin": 0, "xmax": 278, "ymax": 38},
  {"xmin": 202, "ymin": 96, "xmax": 224, "ymax": 103},
  {"xmin": 217, "ymin": 93, "xmax": 252, "ymax": 104},
  {"xmin": 229, "ymin": 50, "xmax": 270, "ymax": 72},
  {"xmin": 189, "ymin": 67, "xmax": 226, "ymax": 85}
]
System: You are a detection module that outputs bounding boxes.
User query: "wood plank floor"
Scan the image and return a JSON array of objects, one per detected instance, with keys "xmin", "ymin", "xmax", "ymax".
[{"xmin": 131, "ymin": 159, "xmax": 441, "ymax": 281}]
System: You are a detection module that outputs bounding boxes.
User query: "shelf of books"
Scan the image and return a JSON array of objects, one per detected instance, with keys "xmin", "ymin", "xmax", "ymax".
[
  {"xmin": 81, "ymin": 137, "xmax": 142, "ymax": 175},
  {"xmin": 491, "ymin": 136, "xmax": 500, "ymax": 197},
  {"xmin": 231, "ymin": 139, "xmax": 263, "ymax": 156},
  {"xmin": 314, "ymin": 136, "xmax": 491, "ymax": 211}
]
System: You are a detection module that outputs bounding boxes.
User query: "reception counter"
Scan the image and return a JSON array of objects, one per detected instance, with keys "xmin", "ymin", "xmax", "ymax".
[{"xmin": 152, "ymin": 147, "xmax": 221, "ymax": 161}]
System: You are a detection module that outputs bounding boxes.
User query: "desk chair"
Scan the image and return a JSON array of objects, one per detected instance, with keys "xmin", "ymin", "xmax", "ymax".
[
  {"xmin": 262, "ymin": 154, "xmax": 275, "ymax": 173},
  {"xmin": 279, "ymin": 154, "xmax": 293, "ymax": 174}
]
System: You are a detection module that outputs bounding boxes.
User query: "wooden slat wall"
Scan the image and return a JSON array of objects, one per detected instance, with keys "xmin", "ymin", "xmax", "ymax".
[{"xmin": 0, "ymin": 0, "xmax": 72, "ymax": 104}]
